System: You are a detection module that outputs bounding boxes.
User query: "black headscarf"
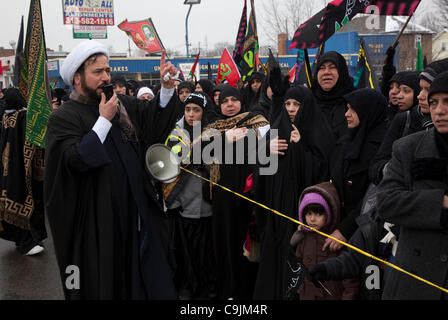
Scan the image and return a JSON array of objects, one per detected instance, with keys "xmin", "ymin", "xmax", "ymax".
[
  {"xmin": 312, "ymin": 51, "xmax": 355, "ymax": 105},
  {"xmin": 196, "ymin": 79, "xmax": 214, "ymax": 100},
  {"xmin": 178, "ymin": 81, "xmax": 195, "ymax": 95},
  {"xmin": 111, "ymin": 75, "xmax": 129, "ymax": 95},
  {"xmin": 5, "ymin": 88, "xmax": 26, "ymax": 110},
  {"xmin": 211, "ymin": 83, "xmax": 226, "ymax": 105},
  {"xmin": 420, "ymin": 58, "xmax": 448, "ymax": 84},
  {"xmin": 274, "ymin": 86, "xmax": 335, "ymax": 159},
  {"xmin": 127, "ymin": 80, "xmax": 141, "ymax": 95},
  {"xmin": 250, "ymin": 75, "xmax": 272, "ymax": 121},
  {"xmin": 242, "ymin": 71, "xmax": 266, "ymax": 112},
  {"xmin": 207, "ymin": 84, "xmax": 245, "ymax": 122},
  {"xmin": 430, "ymin": 71, "xmax": 448, "ymax": 156},
  {"xmin": 397, "ymin": 71, "xmax": 420, "ymax": 107},
  {"xmin": 342, "ymin": 88, "xmax": 387, "ymax": 164}
]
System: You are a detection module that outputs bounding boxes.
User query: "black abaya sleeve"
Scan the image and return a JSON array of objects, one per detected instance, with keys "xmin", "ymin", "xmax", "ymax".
[
  {"xmin": 369, "ymin": 113, "xmax": 406, "ymax": 184},
  {"xmin": 121, "ymin": 91, "xmax": 180, "ymax": 147}
]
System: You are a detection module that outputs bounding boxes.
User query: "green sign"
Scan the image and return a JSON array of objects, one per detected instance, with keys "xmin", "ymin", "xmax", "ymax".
[{"xmin": 73, "ymin": 25, "xmax": 107, "ymax": 39}]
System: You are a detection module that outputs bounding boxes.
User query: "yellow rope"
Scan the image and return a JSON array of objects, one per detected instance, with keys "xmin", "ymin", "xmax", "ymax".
[{"xmin": 180, "ymin": 166, "xmax": 448, "ymax": 295}]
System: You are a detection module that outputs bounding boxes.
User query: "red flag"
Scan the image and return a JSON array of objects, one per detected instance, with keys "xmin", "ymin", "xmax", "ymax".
[
  {"xmin": 118, "ymin": 18, "xmax": 165, "ymax": 53},
  {"xmin": 288, "ymin": 64, "xmax": 297, "ymax": 83},
  {"xmin": 217, "ymin": 48, "xmax": 241, "ymax": 87},
  {"xmin": 0, "ymin": 60, "xmax": 3, "ymax": 76},
  {"xmin": 189, "ymin": 52, "xmax": 200, "ymax": 81}
]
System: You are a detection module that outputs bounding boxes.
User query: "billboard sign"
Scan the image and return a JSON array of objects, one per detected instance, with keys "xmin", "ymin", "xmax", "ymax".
[{"xmin": 62, "ymin": 0, "xmax": 114, "ymax": 26}]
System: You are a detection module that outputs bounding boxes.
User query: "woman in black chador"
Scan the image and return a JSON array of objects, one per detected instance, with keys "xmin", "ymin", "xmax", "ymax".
[
  {"xmin": 328, "ymin": 88, "xmax": 388, "ymax": 251},
  {"xmin": 311, "ymin": 51, "xmax": 355, "ymax": 142},
  {"xmin": 204, "ymin": 84, "xmax": 269, "ymax": 299},
  {"xmin": 253, "ymin": 65, "xmax": 335, "ymax": 299}
]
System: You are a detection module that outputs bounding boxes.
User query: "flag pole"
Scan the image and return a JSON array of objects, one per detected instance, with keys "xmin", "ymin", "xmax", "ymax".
[{"xmin": 382, "ymin": 15, "xmax": 413, "ymax": 63}]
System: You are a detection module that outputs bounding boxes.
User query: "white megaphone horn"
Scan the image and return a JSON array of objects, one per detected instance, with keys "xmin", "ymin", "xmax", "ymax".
[{"xmin": 145, "ymin": 144, "xmax": 181, "ymax": 183}]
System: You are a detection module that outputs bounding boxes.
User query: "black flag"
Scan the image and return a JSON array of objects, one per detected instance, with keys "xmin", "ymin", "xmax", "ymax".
[
  {"xmin": 353, "ymin": 38, "xmax": 379, "ymax": 89},
  {"xmin": 13, "ymin": 16, "xmax": 24, "ymax": 88},
  {"xmin": 283, "ymin": 246, "xmax": 308, "ymax": 300},
  {"xmin": 288, "ymin": 8, "xmax": 325, "ymax": 50},
  {"xmin": 240, "ymin": 0, "xmax": 259, "ymax": 82}
]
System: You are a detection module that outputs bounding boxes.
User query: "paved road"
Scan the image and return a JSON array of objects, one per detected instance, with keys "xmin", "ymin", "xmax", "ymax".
[{"xmin": 0, "ymin": 218, "xmax": 64, "ymax": 300}]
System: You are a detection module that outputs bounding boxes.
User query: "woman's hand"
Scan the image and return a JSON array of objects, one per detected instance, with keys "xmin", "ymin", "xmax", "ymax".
[
  {"xmin": 290, "ymin": 124, "xmax": 301, "ymax": 143},
  {"xmin": 269, "ymin": 136, "xmax": 288, "ymax": 155},
  {"xmin": 322, "ymin": 229, "xmax": 347, "ymax": 252},
  {"xmin": 225, "ymin": 126, "xmax": 248, "ymax": 142}
]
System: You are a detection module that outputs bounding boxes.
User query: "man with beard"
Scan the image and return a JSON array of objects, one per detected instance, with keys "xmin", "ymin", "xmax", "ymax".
[{"xmin": 45, "ymin": 40, "xmax": 179, "ymax": 300}]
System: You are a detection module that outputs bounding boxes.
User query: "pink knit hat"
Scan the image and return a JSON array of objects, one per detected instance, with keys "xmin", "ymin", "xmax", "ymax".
[{"xmin": 298, "ymin": 192, "xmax": 331, "ymax": 230}]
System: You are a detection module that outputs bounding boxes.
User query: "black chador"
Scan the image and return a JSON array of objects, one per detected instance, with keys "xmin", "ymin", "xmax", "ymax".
[{"xmin": 253, "ymin": 86, "xmax": 335, "ymax": 299}]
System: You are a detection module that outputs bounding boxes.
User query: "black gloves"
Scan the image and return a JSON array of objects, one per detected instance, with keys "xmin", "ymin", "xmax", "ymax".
[
  {"xmin": 269, "ymin": 63, "xmax": 290, "ymax": 98},
  {"xmin": 381, "ymin": 45, "xmax": 397, "ymax": 97},
  {"xmin": 308, "ymin": 263, "xmax": 328, "ymax": 287},
  {"xmin": 385, "ymin": 45, "xmax": 396, "ymax": 65}
]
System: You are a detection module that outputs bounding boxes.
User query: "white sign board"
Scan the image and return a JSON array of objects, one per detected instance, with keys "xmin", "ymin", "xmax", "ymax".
[
  {"xmin": 179, "ymin": 62, "xmax": 200, "ymax": 82},
  {"xmin": 73, "ymin": 25, "xmax": 107, "ymax": 39}
]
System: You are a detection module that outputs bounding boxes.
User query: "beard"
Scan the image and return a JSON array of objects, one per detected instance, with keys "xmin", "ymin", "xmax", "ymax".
[{"xmin": 80, "ymin": 75, "xmax": 105, "ymax": 103}]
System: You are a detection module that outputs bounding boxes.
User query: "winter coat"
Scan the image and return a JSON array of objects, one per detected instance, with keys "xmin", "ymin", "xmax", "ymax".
[
  {"xmin": 290, "ymin": 181, "xmax": 360, "ymax": 300},
  {"xmin": 369, "ymin": 105, "xmax": 433, "ymax": 185},
  {"xmin": 376, "ymin": 129, "xmax": 448, "ymax": 300},
  {"xmin": 164, "ymin": 117, "xmax": 212, "ymax": 219}
]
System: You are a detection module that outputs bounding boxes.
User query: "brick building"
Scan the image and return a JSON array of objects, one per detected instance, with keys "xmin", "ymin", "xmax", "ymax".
[{"xmin": 338, "ymin": 15, "xmax": 434, "ymax": 71}]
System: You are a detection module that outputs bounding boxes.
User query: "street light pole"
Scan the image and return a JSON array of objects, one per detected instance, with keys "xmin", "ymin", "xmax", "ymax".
[
  {"xmin": 184, "ymin": 0, "xmax": 201, "ymax": 59},
  {"xmin": 185, "ymin": 4, "xmax": 193, "ymax": 58}
]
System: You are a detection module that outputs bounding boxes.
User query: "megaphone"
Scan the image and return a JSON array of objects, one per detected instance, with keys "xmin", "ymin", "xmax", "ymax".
[{"xmin": 145, "ymin": 144, "xmax": 181, "ymax": 183}]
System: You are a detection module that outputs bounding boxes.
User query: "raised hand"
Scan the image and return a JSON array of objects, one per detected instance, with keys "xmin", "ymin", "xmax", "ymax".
[
  {"xmin": 290, "ymin": 124, "xmax": 301, "ymax": 143},
  {"xmin": 160, "ymin": 50, "xmax": 178, "ymax": 90},
  {"xmin": 269, "ymin": 62, "xmax": 290, "ymax": 98}
]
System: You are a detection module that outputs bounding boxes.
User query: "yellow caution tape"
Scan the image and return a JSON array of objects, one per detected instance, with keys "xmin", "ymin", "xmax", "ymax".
[{"xmin": 180, "ymin": 166, "xmax": 448, "ymax": 295}]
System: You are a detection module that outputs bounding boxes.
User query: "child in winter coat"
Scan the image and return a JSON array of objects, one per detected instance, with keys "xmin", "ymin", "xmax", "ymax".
[{"xmin": 289, "ymin": 181, "xmax": 360, "ymax": 300}]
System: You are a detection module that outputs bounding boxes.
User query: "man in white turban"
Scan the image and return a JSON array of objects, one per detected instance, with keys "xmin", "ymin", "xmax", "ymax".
[{"xmin": 45, "ymin": 40, "xmax": 180, "ymax": 300}]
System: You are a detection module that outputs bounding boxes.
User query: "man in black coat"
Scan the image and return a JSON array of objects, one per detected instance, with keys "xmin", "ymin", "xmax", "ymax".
[
  {"xmin": 375, "ymin": 71, "xmax": 448, "ymax": 299},
  {"xmin": 45, "ymin": 40, "xmax": 179, "ymax": 300}
]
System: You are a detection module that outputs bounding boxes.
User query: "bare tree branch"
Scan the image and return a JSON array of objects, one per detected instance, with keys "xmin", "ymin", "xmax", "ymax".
[{"xmin": 259, "ymin": 0, "xmax": 330, "ymax": 48}]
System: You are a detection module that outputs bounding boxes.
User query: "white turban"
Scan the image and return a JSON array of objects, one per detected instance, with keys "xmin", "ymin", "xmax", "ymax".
[
  {"xmin": 137, "ymin": 87, "xmax": 154, "ymax": 99},
  {"xmin": 60, "ymin": 40, "xmax": 110, "ymax": 86}
]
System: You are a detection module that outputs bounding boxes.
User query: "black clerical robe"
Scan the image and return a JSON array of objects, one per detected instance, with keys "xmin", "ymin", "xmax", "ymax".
[{"xmin": 44, "ymin": 93, "xmax": 178, "ymax": 300}]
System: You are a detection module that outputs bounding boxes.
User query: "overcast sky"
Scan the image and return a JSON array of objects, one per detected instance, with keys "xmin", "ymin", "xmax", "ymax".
[
  {"xmin": 0, "ymin": 0, "xmax": 279, "ymax": 55},
  {"xmin": 0, "ymin": 0, "xmax": 433, "ymax": 56}
]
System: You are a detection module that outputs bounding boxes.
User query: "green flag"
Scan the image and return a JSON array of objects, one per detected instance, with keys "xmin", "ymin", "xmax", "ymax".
[
  {"xmin": 23, "ymin": 0, "xmax": 52, "ymax": 148},
  {"xmin": 416, "ymin": 41, "xmax": 423, "ymax": 72}
]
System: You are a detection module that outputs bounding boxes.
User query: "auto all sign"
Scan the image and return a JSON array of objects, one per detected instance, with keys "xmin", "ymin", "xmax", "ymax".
[{"xmin": 62, "ymin": 0, "xmax": 114, "ymax": 26}]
